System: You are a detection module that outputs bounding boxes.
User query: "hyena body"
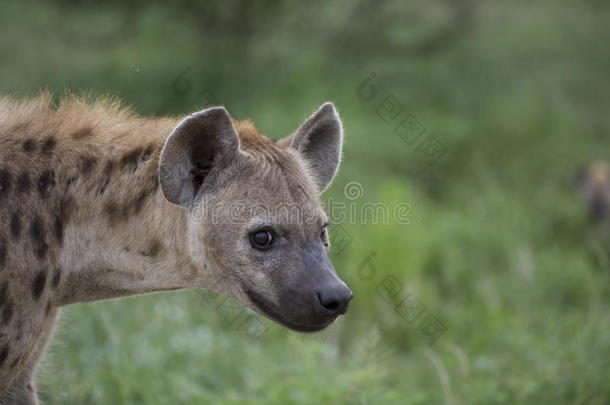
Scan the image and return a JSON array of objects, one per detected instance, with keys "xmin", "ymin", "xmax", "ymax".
[{"xmin": 0, "ymin": 93, "xmax": 351, "ymax": 403}]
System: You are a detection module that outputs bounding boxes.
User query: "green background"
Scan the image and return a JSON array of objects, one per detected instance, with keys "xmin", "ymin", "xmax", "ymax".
[{"xmin": 2, "ymin": 0, "xmax": 610, "ymax": 403}]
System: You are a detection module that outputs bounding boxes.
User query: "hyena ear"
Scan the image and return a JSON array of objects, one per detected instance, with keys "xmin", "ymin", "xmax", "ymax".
[
  {"xmin": 159, "ymin": 107, "xmax": 240, "ymax": 206},
  {"xmin": 279, "ymin": 102, "xmax": 343, "ymax": 192}
]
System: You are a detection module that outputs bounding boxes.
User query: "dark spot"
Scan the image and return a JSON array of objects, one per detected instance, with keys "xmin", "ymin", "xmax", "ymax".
[
  {"xmin": 30, "ymin": 217, "xmax": 44, "ymax": 242},
  {"xmin": 66, "ymin": 175, "xmax": 78, "ymax": 189},
  {"xmin": 54, "ymin": 216, "xmax": 63, "ymax": 241},
  {"xmin": 41, "ymin": 136, "xmax": 57, "ymax": 153},
  {"xmin": 52, "ymin": 269, "xmax": 61, "ymax": 288},
  {"xmin": 10, "ymin": 213, "xmax": 21, "ymax": 239},
  {"xmin": 0, "ymin": 169, "xmax": 12, "ymax": 198},
  {"xmin": 30, "ymin": 218, "xmax": 48, "ymax": 260},
  {"xmin": 36, "ymin": 243, "xmax": 48, "ymax": 259},
  {"xmin": 58, "ymin": 196, "xmax": 74, "ymax": 223},
  {"xmin": 97, "ymin": 161, "xmax": 114, "ymax": 196},
  {"xmin": 140, "ymin": 240, "xmax": 163, "ymax": 258},
  {"xmin": 132, "ymin": 190, "xmax": 149, "ymax": 215},
  {"xmin": 0, "ymin": 238, "xmax": 6, "ymax": 268},
  {"xmin": 142, "ymin": 144, "xmax": 155, "ymax": 161},
  {"xmin": 97, "ymin": 180, "xmax": 109, "ymax": 196},
  {"xmin": 16, "ymin": 172, "xmax": 31, "ymax": 192},
  {"xmin": 2, "ymin": 300, "xmax": 13, "ymax": 323},
  {"xmin": 104, "ymin": 202, "xmax": 127, "ymax": 224},
  {"xmin": 121, "ymin": 148, "xmax": 142, "ymax": 173},
  {"xmin": 45, "ymin": 301, "xmax": 52, "ymax": 315},
  {"xmin": 22, "ymin": 139, "xmax": 36, "ymax": 153},
  {"xmin": 0, "ymin": 282, "xmax": 7, "ymax": 307},
  {"xmin": 0, "ymin": 345, "xmax": 9, "ymax": 366},
  {"xmin": 80, "ymin": 157, "xmax": 97, "ymax": 177},
  {"xmin": 38, "ymin": 170, "xmax": 56, "ymax": 196},
  {"xmin": 104, "ymin": 160, "xmax": 114, "ymax": 176},
  {"xmin": 105, "ymin": 202, "xmax": 118, "ymax": 219},
  {"xmin": 71, "ymin": 127, "xmax": 93, "ymax": 140},
  {"xmin": 31, "ymin": 271, "xmax": 46, "ymax": 299},
  {"xmin": 9, "ymin": 357, "xmax": 19, "ymax": 368},
  {"xmin": 122, "ymin": 246, "xmax": 130, "ymax": 253}
]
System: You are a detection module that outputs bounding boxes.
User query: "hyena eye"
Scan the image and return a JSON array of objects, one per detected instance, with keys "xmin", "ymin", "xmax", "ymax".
[
  {"xmin": 250, "ymin": 230, "xmax": 274, "ymax": 250},
  {"xmin": 321, "ymin": 224, "xmax": 328, "ymax": 239},
  {"xmin": 321, "ymin": 224, "xmax": 330, "ymax": 247}
]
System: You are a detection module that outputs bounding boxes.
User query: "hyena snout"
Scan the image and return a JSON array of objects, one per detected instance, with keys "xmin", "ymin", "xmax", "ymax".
[{"xmin": 315, "ymin": 282, "xmax": 353, "ymax": 317}]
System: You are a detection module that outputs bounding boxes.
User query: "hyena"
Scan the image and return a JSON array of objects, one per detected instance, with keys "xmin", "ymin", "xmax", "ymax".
[
  {"xmin": 0, "ymin": 92, "xmax": 352, "ymax": 404},
  {"xmin": 576, "ymin": 161, "xmax": 610, "ymax": 221}
]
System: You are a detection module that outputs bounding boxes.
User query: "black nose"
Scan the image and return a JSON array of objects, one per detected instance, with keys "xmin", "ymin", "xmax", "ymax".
[{"xmin": 315, "ymin": 286, "xmax": 353, "ymax": 316}]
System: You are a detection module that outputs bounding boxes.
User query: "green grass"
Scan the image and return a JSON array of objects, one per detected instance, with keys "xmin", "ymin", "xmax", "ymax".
[{"xmin": 2, "ymin": 0, "xmax": 610, "ymax": 403}]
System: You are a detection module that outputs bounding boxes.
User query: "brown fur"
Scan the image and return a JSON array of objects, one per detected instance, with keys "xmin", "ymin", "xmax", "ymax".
[{"xmin": 0, "ymin": 93, "xmax": 350, "ymax": 402}]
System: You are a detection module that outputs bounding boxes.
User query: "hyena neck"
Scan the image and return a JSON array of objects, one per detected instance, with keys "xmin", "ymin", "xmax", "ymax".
[{"xmin": 51, "ymin": 116, "xmax": 211, "ymax": 305}]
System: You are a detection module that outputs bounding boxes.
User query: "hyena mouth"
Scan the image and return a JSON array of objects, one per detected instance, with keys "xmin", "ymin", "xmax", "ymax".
[{"xmin": 245, "ymin": 290, "xmax": 331, "ymax": 333}]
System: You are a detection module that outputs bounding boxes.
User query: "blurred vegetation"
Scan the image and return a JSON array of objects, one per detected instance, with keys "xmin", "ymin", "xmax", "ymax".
[{"xmin": 2, "ymin": 0, "xmax": 610, "ymax": 403}]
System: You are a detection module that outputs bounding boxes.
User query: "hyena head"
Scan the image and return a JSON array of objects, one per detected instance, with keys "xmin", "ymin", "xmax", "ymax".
[{"xmin": 159, "ymin": 103, "xmax": 352, "ymax": 332}]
